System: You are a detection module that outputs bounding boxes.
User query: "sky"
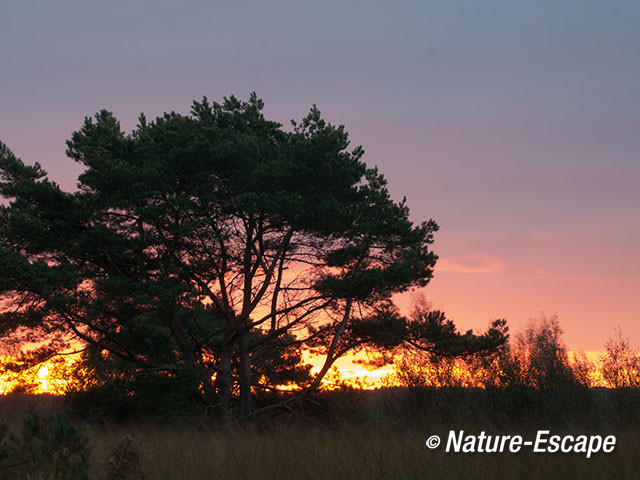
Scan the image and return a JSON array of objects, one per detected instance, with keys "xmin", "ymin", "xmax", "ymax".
[{"xmin": 2, "ymin": 0, "xmax": 639, "ymax": 351}]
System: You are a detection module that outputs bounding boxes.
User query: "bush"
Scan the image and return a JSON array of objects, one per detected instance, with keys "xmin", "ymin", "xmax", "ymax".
[
  {"xmin": 0, "ymin": 412, "xmax": 90, "ymax": 479},
  {"xmin": 601, "ymin": 328, "xmax": 640, "ymax": 418},
  {"xmin": 66, "ymin": 369, "xmax": 204, "ymax": 424}
]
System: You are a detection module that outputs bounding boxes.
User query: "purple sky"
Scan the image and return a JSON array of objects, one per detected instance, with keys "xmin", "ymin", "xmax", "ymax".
[{"xmin": 2, "ymin": 1, "xmax": 639, "ymax": 350}]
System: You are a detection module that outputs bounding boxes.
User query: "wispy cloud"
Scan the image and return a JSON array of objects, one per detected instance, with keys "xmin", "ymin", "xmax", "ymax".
[{"xmin": 436, "ymin": 255, "xmax": 506, "ymax": 274}]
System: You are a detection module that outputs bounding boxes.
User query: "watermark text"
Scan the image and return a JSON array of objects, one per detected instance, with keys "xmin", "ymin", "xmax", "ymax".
[{"xmin": 424, "ymin": 431, "xmax": 615, "ymax": 458}]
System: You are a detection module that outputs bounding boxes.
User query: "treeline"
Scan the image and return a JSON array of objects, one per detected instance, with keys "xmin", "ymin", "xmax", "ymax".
[
  {"xmin": 360, "ymin": 315, "xmax": 640, "ymax": 427},
  {"xmin": 3, "ymin": 314, "xmax": 640, "ymax": 428},
  {"xmin": 0, "ymin": 315, "xmax": 638, "ymax": 480},
  {"xmin": 388, "ymin": 315, "xmax": 639, "ymax": 391}
]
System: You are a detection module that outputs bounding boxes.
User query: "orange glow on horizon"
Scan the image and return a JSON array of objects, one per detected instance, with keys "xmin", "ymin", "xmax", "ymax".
[
  {"xmin": 0, "ymin": 353, "xmax": 88, "ymax": 395},
  {"xmin": 0, "ymin": 349, "xmax": 611, "ymax": 396}
]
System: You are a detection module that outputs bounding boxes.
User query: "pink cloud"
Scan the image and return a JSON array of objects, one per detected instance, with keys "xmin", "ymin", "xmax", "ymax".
[{"xmin": 436, "ymin": 255, "xmax": 506, "ymax": 274}]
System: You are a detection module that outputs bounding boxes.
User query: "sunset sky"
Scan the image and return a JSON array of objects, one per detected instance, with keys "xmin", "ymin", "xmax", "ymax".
[{"xmin": 2, "ymin": 1, "xmax": 639, "ymax": 352}]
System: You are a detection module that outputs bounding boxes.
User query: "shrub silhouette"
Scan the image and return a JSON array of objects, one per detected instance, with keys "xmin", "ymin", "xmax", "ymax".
[
  {"xmin": 510, "ymin": 315, "xmax": 575, "ymax": 389},
  {"xmin": 601, "ymin": 328, "xmax": 640, "ymax": 389},
  {"xmin": 0, "ymin": 412, "xmax": 90, "ymax": 479},
  {"xmin": 601, "ymin": 328, "xmax": 640, "ymax": 418}
]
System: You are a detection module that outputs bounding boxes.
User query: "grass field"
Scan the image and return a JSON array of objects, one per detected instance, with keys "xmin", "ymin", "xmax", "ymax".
[
  {"xmin": 88, "ymin": 422, "xmax": 639, "ymax": 479},
  {"xmin": 2, "ymin": 390, "xmax": 640, "ymax": 479}
]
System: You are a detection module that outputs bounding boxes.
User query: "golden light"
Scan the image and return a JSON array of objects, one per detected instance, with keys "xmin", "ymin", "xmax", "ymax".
[
  {"xmin": 0, "ymin": 349, "xmax": 609, "ymax": 396},
  {"xmin": 0, "ymin": 353, "xmax": 89, "ymax": 395}
]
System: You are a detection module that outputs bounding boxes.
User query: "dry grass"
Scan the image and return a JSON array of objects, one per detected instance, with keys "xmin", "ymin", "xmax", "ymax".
[
  {"xmin": 87, "ymin": 423, "xmax": 640, "ymax": 479},
  {"xmin": 2, "ymin": 393, "xmax": 639, "ymax": 478}
]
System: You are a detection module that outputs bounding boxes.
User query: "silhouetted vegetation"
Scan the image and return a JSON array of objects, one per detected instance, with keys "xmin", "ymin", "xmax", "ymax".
[
  {"xmin": 0, "ymin": 95, "xmax": 505, "ymax": 420},
  {"xmin": 0, "ymin": 412, "xmax": 90, "ymax": 479},
  {"xmin": 0, "ymin": 96, "xmax": 637, "ymax": 477},
  {"xmin": 44, "ymin": 320, "xmax": 640, "ymax": 428},
  {"xmin": 378, "ymin": 320, "xmax": 639, "ymax": 428},
  {"xmin": 0, "ymin": 322, "xmax": 638, "ymax": 478}
]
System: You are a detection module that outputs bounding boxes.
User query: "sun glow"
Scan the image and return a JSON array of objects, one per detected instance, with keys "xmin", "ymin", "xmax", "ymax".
[
  {"xmin": 0, "ymin": 354, "xmax": 89, "ymax": 395},
  {"xmin": 0, "ymin": 349, "xmax": 609, "ymax": 396}
]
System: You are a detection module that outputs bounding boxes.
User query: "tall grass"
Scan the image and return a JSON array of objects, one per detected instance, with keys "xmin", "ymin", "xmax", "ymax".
[
  {"xmin": 87, "ymin": 422, "xmax": 639, "ymax": 479},
  {"xmin": 1, "ymin": 388, "xmax": 638, "ymax": 479}
]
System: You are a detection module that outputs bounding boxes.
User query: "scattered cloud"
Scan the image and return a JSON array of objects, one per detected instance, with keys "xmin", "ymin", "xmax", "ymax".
[{"xmin": 436, "ymin": 255, "xmax": 506, "ymax": 274}]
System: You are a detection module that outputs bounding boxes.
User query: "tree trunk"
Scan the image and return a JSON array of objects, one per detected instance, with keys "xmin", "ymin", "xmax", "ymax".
[
  {"xmin": 217, "ymin": 328, "xmax": 233, "ymax": 411},
  {"xmin": 168, "ymin": 310, "xmax": 218, "ymax": 405},
  {"xmin": 304, "ymin": 299, "xmax": 353, "ymax": 393},
  {"xmin": 238, "ymin": 326, "xmax": 252, "ymax": 418}
]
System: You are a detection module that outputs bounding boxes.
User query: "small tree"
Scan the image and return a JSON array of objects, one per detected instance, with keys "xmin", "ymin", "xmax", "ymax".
[
  {"xmin": 570, "ymin": 350, "xmax": 596, "ymax": 388},
  {"xmin": 601, "ymin": 327, "xmax": 640, "ymax": 390},
  {"xmin": 480, "ymin": 315, "xmax": 575, "ymax": 390},
  {"xmin": 0, "ymin": 413, "xmax": 90, "ymax": 480},
  {"xmin": 515, "ymin": 315, "xmax": 574, "ymax": 390}
]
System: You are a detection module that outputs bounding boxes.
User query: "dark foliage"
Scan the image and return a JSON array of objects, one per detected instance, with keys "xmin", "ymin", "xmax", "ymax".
[
  {"xmin": 0, "ymin": 412, "xmax": 90, "ymax": 479},
  {"xmin": 0, "ymin": 95, "xmax": 510, "ymax": 418}
]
